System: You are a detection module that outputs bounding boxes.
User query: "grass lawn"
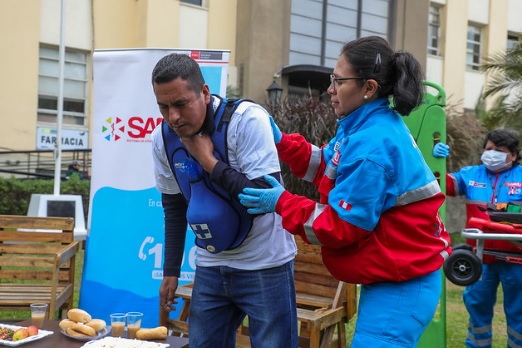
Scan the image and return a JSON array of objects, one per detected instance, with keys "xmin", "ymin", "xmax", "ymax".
[
  {"xmin": 73, "ymin": 248, "xmax": 84, "ymax": 308},
  {"xmin": 1, "ymin": 247, "xmax": 510, "ymax": 347},
  {"xmin": 344, "ymin": 279, "xmax": 507, "ymax": 347},
  {"xmin": 445, "ymin": 279, "xmax": 507, "ymax": 347},
  {"xmin": 343, "ymin": 280, "xmax": 508, "ymax": 347},
  {"xmin": 0, "ymin": 248, "xmax": 85, "ymax": 321}
]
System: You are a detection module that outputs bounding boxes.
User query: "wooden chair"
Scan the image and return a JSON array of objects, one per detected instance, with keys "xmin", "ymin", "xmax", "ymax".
[
  {"xmin": 0, "ymin": 215, "xmax": 79, "ymax": 320},
  {"xmin": 160, "ymin": 237, "xmax": 357, "ymax": 347}
]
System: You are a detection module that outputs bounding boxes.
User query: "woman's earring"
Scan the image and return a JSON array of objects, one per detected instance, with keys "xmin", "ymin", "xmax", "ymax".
[{"xmin": 364, "ymin": 95, "xmax": 368, "ymax": 100}]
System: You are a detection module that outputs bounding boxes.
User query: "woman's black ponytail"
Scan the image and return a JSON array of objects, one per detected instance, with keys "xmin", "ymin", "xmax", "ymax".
[{"xmin": 340, "ymin": 36, "xmax": 425, "ymax": 116}]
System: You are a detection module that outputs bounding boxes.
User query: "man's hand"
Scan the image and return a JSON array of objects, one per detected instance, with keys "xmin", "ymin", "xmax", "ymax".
[
  {"xmin": 239, "ymin": 175, "xmax": 285, "ymax": 214},
  {"xmin": 269, "ymin": 116, "xmax": 282, "ymax": 144},
  {"xmin": 181, "ymin": 134, "xmax": 218, "ymax": 173},
  {"xmin": 433, "ymin": 142, "xmax": 450, "ymax": 158},
  {"xmin": 159, "ymin": 276, "xmax": 179, "ymax": 312}
]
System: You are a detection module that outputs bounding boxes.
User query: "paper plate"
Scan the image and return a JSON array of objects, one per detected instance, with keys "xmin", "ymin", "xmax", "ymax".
[
  {"xmin": 0, "ymin": 324, "xmax": 53, "ymax": 347},
  {"xmin": 81, "ymin": 336, "xmax": 170, "ymax": 347},
  {"xmin": 61, "ymin": 325, "xmax": 111, "ymax": 341}
]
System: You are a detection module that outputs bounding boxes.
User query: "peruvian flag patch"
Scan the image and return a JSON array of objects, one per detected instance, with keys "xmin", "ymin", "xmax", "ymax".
[{"xmin": 339, "ymin": 200, "xmax": 352, "ymax": 210}]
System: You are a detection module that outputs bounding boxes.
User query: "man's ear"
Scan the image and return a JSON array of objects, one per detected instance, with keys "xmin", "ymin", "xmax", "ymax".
[
  {"xmin": 202, "ymin": 84, "xmax": 211, "ymax": 103},
  {"xmin": 365, "ymin": 79, "xmax": 379, "ymax": 99}
]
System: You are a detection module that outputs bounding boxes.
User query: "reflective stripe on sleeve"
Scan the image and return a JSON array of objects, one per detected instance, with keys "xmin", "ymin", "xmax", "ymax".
[
  {"xmin": 449, "ymin": 173, "xmax": 460, "ymax": 196},
  {"xmin": 303, "ymin": 145, "xmax": 322, "ymax": 182},
  {"xmin": 304, "ymin": 203, "xmax": 325, "ymax": 245},
  {"xmin": 395, "ymin": 180, "xmax": 441, "ymax": 206}
]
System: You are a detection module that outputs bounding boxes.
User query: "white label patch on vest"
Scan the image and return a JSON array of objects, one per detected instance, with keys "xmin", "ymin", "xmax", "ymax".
[
  {"xmin": 191, "ymin": 224, "xmax": 212, "ymax": 239},
  {"xmin": 468, "ymin": 180, "xmax": 487, "ymax": 188},
  {"xmin": 175, "ymin": 160, "xmax": 192, "ymax": 173}
]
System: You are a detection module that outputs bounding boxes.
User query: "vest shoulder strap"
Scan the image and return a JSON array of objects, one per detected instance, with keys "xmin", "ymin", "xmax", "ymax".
[{"xmin": 215, "ymin": 96, "xmax": 255, "ymax": 132}]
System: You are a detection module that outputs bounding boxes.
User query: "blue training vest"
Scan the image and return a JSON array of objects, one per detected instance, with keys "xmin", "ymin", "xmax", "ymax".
[{"xmin": 161, "ymin": 96, "xmax": 254, "ymax": 254}]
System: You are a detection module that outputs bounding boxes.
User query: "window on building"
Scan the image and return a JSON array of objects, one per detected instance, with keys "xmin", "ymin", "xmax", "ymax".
[
  {"xmin": 507, "ymin": 34, "xmax": 520, "ymax": 51},
  {"xmin": 181, "ymin": 0, "xmax": 202, "ymax": 5},
  {"xmin": 428, "ymin": 4, "xmax": 441, "ymax": 56},
  {"xmin": 287, "ymin": 0, "xmax": 391, "ymax": 100},
  {"xmin": 38, "ymin": 46, "xmax": 87, "ymax": 126},
  {"xmin": 289, "ymin": 0, "xmax": 391, "ymax": 68},
  {"xmin": 466, "ymin": 24, "xmax": 482, "ymax": 71}
]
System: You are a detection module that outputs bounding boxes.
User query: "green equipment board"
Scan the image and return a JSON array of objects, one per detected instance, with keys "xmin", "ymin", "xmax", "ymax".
[{"xmin": 402, "ymin": 81, "xmax": 447, "ymax": 348}]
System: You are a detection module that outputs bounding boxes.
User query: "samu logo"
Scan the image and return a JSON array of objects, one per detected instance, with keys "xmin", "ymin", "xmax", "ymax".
[
  {"xmin": 102, "ymin": 116, "xmax": 163, "ymax": 142},
  {"xmin": 102, "ymin": 117, "xmax": 125, "ymax": 141}
]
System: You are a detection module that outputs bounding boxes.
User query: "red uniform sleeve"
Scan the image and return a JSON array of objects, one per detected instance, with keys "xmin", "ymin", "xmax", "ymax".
[
  {"xmin": 277, "ymin": 133, "xmax": 326, "ymax": 186},
  {"xmin": 446, "ymin": 173, "xmax": 456, "ymax": 196},
  {"xmin": 276, "ymin": 191, "xmax": 369, "ymax": 248}
]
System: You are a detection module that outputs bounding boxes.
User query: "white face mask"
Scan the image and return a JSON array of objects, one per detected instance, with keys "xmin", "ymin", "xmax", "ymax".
[{"xmin": 481, "ymin": 150, "xmax": 508, "ymax": 172}]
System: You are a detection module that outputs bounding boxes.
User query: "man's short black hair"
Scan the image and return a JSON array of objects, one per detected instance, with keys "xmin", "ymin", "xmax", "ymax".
[{"xmin": 151, "ymin": 53, "xmax": 205, "ymax": 93}]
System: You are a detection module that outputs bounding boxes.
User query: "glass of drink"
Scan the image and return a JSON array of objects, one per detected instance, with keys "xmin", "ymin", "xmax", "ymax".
[
  {"xmin": 126, "ymin": 312, "xmax": 143, "ymax": 339},
  {"xmin": 30, "ymin": 303, "xmax": 48, "ymax": 328},
  {"xmin": 110, "ymin": 313, "xmax": 127, "ymax": 337}
]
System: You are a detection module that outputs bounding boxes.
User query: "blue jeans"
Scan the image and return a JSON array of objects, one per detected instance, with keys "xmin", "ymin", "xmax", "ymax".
[
  {"xmin": 351, "ymin": 269, "xmax": 442, "ymax": 347},
  {"xmin": 188, "ymin": 261, "xmax": 298, "ymax": 348}
]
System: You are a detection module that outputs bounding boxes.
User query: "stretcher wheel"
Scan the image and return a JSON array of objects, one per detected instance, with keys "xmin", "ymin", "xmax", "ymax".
[
  {"xmin": 443, "ymin": 249, "xmax": 482, "ymax": 286},
  {"xmin": 452, "ymin": 243, "xmax": 472, "ymax": 251}
]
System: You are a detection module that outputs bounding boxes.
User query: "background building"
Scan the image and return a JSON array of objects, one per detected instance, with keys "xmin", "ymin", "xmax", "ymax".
[
  {"xmin": 0, "ymin": 0, "xmax": 520, "ymax": 181},
  {"xmin": 0, "ymin": 0, "xmax": 429, "ymax": 155},
  {"xmin": 426, "ymin": 0, "xmax": 522, "ymax": 112},
  {"xmin": 425, "ymin": 0, "xmax": 522, "ymax": 232}
]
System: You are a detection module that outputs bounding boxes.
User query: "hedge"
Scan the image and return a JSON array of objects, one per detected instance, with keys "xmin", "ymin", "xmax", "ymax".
[{"xmin": 0, "ymin": 175, "xmax": 90, "ymax": 220}]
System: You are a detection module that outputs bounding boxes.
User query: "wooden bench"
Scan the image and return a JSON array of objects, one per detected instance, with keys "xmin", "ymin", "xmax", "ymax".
[
  {"xmin": 0, "ymin": 215, "xmax": 80, "ymax": 320},
  {"xmin": 160, "ymin": 238, "xmax": 357, "ymax": 347}
]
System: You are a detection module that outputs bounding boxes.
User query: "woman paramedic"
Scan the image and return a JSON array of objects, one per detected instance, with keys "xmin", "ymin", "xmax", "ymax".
[{"xmin": 239, "ymin": 36, "xmax": 452, "ymax": 348}]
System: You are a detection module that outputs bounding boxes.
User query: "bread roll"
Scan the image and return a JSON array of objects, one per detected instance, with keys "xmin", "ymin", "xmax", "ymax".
[
  {"xmin": 67, "ymin": 308, "xmax": 92, "ymax": 323},
  {"xmin": 59, "ymin": 319, "xmax": 77, "ymax": 331},
  {"xmin": 135, "ymin": 326, "xmax": 168, "ymax": 340},
  {"xmin": 66, "ymin": 327, "xmax": 90, "ymax": 338},
  {"xmin": 85, "ymin": 319, "xmax": 106, "ymax": 331},
  {"xmin": 70, "ymin": 323, "xmax": 96, "ymax": 337}
]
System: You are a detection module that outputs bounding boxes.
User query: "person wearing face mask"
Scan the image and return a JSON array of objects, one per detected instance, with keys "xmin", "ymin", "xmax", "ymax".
[{"xmin": 433, "ymin": 129, "xmax": 522, "ymax": 348}]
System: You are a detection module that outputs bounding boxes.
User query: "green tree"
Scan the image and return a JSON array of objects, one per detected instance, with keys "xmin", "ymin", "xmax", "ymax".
[{"xmin": 481, "ymin": 42, "xmax": 522, "ymax": 129}]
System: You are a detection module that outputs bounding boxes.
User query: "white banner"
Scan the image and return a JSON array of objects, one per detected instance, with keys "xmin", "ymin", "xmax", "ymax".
[{"xmin": 80, "ymin": 49, "xmax": 230, "ymax": 327}]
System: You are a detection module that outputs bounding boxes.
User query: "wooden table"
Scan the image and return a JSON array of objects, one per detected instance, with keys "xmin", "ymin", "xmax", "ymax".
[{"xmin": 12, "ymin": 320, "xmax": 189, "ymax": 348}]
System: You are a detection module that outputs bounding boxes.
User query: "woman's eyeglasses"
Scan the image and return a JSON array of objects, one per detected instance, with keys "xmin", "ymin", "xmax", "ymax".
[{"xmin": 329, "ymin": 74, "xmax": 365, "ymax": 92}]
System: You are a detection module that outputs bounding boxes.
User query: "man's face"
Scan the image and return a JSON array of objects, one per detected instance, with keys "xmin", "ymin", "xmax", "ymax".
[{"xmin": 153, "ymin": 77, "xmax": 210, "ymax": 138}]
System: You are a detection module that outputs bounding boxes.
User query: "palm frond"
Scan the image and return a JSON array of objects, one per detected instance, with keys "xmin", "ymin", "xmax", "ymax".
[
  {"xmin": 479, "ymin": 42, "xmax": 522, "ymax": 127},
  {"xmin": 483, "ymin": 75, "xmax": 520, "ymax": 97}
]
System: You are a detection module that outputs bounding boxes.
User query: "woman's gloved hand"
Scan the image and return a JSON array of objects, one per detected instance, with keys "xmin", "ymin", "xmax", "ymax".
[
  {"xmin": 269, "ymin": 116, "xmax": 282, "ymax": 144},
  {"xmin": 239, "ymin": 175, "xmax": 285, "ymax": 214},
  {"xmin": 433, "ymin": 142, "xmax": 450, "ymax": 158}
]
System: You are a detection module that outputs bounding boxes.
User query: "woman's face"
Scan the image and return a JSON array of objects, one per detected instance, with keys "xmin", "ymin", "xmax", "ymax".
[{"xmin": 328, "ymin": 55, "xmax": 368, "ymax": 117}]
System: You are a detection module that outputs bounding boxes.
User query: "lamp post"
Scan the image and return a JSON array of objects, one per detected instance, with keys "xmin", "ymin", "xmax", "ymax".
[
  {"xmin": 266, "ymin": 79, "xmax": 283, "ymax": 106},
  {"xmin": 53, "ymin": 0, "xmax": 66, "ymax": 195}
]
